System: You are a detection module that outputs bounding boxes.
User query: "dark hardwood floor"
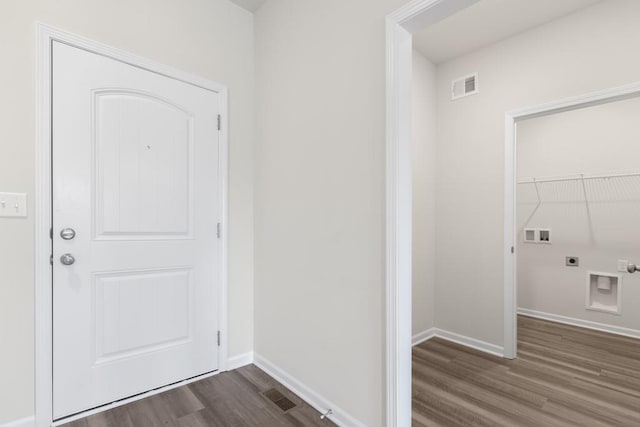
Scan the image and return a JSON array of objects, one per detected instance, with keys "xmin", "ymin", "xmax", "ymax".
[
  {"xmin": 61, "ymin": 364, "xmax": 336, "ymax": 427},
  {"xmin": 413, "ymin": 315, "xmax": 640, "ymax": 426}
]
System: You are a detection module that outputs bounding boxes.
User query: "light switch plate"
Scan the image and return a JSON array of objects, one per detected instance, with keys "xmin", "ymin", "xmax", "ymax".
[{"xmin": 0, "ymin": 192, "xmax": 27, "ymax": 218}]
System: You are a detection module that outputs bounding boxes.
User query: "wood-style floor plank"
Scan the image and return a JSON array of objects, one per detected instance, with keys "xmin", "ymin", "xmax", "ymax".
[
  {"xmin": 413, "ymin": 315, "xmax": 640, "ymax": 426},
  {"xmin": 61, "ymin": 364, "xmax": 336, "ymax": 427}
]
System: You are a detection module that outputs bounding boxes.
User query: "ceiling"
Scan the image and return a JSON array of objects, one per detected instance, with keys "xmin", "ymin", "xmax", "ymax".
[
  {"xmin": 413, "ymin": 0, "xmax": 603, "ymax": 64},
  {"xmin": 229, "ymin": 0, "xmax": 266, "ymax": 12}
]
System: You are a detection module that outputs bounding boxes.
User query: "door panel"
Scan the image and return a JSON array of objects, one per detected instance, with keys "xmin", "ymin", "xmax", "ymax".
[
  {"xmin": 52, "ymin": 42, "xmax": 220, "ymax": 419},
  {"xmin": 94, "ymin": 90, "xmax": 193, "ymax": 239},
  {"xmin": 94, "ymin": 267, "xmax": 192, "ymax": 363}
]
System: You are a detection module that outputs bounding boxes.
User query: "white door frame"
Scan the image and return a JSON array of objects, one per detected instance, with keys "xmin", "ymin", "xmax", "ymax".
[
  {"xmin": 35, "ymin": 22, "xmax": 229, "ymax": 427},
  {"xmin": 385, "ymin": 1, "xmax": 640, "ymax": 424},
  {"xmin": 385, "ymin": 1, "xmax": 479, "ymax": 425},
  {"xmin": 503, "ymin": 81, "xmax": 640, "ymax": 358}
]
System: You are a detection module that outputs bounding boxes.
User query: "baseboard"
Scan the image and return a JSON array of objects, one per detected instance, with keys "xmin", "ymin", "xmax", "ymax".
[
  {"xmin": 227, "ymin": 351, "xmax": 254, "ymax": 371},
  {"xmin": 412, "ymin": 327, "xmax": 437, "ymax": 346},
  {"xmin": 412, "ymin": 327, "xmax": 504, "ymax": 357},
  {"xmin": 434, "ymin": 329, "xmax": 504, "ymax": 357},
  {"xmin": 0, "ymin": 416, "xmax": 35, "ymax": 427},
  {"xmin": 253, "ymin": 353, "xmax": 366, "ymax": 427},
  {"xmin": 518, "ymin": 308, "xmax": 640, "ymax": 340}
]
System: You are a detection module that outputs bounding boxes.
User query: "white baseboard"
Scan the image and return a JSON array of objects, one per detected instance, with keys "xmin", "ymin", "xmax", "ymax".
[
  {"xmin": 412, "ymin": 327, "xmax": 437, "ymax": 346},
  {"xmin": 435, "ymin": 329, "xmax": 504, "ymax": 357},
  {"xmin": 253, "ymin": 353, "xmax": 365, "ymax": 427},
  {"xmin": 518, "ymin": 308, "xmax": 640, "ymax": 340},
  {"xmin": 0, "ymin": 416, "xmax": 35, "ymax": 427},
  {"xmin": 412, "ymin": 328, "xmax": 504, "ymax": 357},
  {"xmin": 227, "ymin": 351, "xmax": 254, "ymax": 371}
]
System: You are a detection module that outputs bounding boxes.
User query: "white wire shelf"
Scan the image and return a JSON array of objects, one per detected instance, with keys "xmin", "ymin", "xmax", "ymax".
[{"xmin": 517, "ymin": 171, "xmax": 640, "ymax": 185}]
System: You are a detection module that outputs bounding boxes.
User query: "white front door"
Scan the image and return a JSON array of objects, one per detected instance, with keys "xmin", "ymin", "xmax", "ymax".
[{"xmin": 52, "ymin": 41, "xmax": 221, "ymax": 419}]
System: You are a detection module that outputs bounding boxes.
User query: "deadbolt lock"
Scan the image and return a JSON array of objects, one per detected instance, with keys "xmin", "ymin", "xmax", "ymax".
[{"xmin": 60, "ymin": 228, "xmax": 76, "ymax": 240}]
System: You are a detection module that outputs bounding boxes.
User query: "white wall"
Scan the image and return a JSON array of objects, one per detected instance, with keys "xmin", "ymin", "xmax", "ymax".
[
  {"xmin": 517, "ymin": 96, "xmax": 640, "ymax": 329},
  {"xmin": 433, "ymin": 0, "xmax": 640, "ymax": 347},
  {"xmin": 253, "ymin": 0, "xmax": 405, "ymax": 425},
  {"xmin": 412, "ymin": 49, "xmax": 437, "ymax": 336},
  {"xmin": 0, "ymin": 1, "xmax": 254, "ymax": 423}
]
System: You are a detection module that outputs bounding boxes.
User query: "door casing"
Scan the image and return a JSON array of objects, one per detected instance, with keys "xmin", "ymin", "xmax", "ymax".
[
  {"xmin": 35, "ymin": 22, "xmax": 229, "ymax": 427},
  {"xmin": 504, "ymin": 81, "xmax": 640, "ymax": 357}
]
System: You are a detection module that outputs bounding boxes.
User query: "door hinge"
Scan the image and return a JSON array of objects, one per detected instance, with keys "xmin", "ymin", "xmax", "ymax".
[
  {"xmin": 217, "ymin": 222, "xmax": 221, "ymax": 239},
  {"xmin": 217, "ymin": 114, "xmax": 221, "ymax": 131},
  {"xmin": 217, "ymin": 330, "xmax": 221, "ymax": 347},
  {"xmin": 50, "ymin": 254, "xmax": 53, "ymax": 265}
]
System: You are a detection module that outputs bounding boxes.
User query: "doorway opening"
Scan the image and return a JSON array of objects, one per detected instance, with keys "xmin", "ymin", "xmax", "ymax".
[
  {"xmin": 386, "ymin": 0, "xmax": 640, "ymax": 425},
  {"xmin": 513, "ymin": 91, "xmax": 640, "ymax": 347}
]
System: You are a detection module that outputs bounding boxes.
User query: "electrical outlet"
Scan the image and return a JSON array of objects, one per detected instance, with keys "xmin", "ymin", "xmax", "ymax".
[
  {"xmin": 618, "ymin": 260, "xmax": 629, "ymax": 272},
  {"xmin": 539, "ymin": 229, "xmax": 551, "ymax": 243},
  {"xmin": 566, "ymin": 256, "xmax": 579, "ymax": 267}
]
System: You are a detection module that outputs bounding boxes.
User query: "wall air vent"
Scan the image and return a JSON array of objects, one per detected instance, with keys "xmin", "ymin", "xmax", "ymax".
[{"xmin": 451, "ymin": 73, "xmax": 479, "ymax": 100}]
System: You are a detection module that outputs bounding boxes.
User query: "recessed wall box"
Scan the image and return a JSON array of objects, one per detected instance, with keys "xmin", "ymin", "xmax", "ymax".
[
  {"xmin": 586, "ymin": 271, "xmax": 621, "ymax": 315},
  {"xmin": 524, "ymin": 228, "xmax": 536, "ymax": 243},
  {"xmin": 523, "ymin": 228, "xmax": 551, "ymax": 244},
  {"xmin": 539, "ymin": 229, "xmax": 551, "ymax": 243}
]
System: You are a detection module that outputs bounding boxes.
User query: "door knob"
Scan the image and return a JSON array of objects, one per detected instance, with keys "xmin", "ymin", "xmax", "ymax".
[
  {"xmin": 60, "ymin": 253, "xmax": 75, "ymax": 265},
  {"xmin": 628, "ymin": 263, "xmax": 640, "ymax": 273},
  {"xmin": 60, "ymin": 228, "xmax": 76, "ymax": 240}
]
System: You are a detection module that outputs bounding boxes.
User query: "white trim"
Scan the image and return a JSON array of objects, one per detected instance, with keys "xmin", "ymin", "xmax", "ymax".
[
  {"xmin": 385, "ymin": 15, "xmax": 413, "ymax": 427},
  {"xmin": 253, "ymin": 354, "xmax": 365, "ymax": 427},
  {"xmin": 387, "ymin": 0, "xmax": 481, "ymax": 33},
  {"xmin": 434, "ymin": 329, "xmax": 504, "ymax": 357},
  {"xmin": 385, "ymin": 1, "xmax": 480, "ymax": 425},
  {"xmin": 507, "ymin": 81, "xmax": 640, "ymax": 121},
  {"xmin": 39, "ymin": 24, "xmax": 226, "ymax": 93},
  {"xmin": 1, "ymin": 417, "xmax": 36, "ymax": 427},
  {"xmin": 503, "ymin": 114, "xmax": 517, "ymax": 359},
  {"xmin": 227, "ymin": 352, "xmax": 254, "ymax": 371},
  {"xmin": 51, "ymin": 371, "xmax": 219, "ymax": 426},
  {"xmin": 518, "ymin": 308, "xmax": 640, "ymax": 340},
  {"xmin": 411, "ymin": 328, "xmax": 504, "ymax": 357},
  {"xmin": 217, "ymin": 74, "xmax": 230, "ymax": 374},
  {"xmin": 411, "ymin": 328, "xmax": 437, "ymax": 346},
  {"xmin": 35, "ymin": 22, "xmax": 229, "ymax": 427},
  {"xmin": 34, "ymin": 22, "xmax": 54, "ymax": 427},
  {"xmin": 504, "ymin": 81, "xmax": 640, "ymax": 360}
]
